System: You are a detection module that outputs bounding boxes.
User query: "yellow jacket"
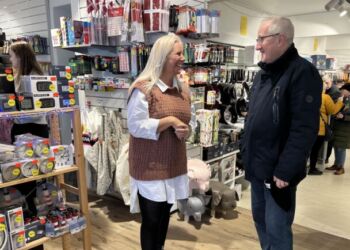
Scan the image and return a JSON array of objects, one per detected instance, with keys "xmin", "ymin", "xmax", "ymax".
[{"xmin": 319, "ymin": 94, "xmax": 343, "ymax": 135}]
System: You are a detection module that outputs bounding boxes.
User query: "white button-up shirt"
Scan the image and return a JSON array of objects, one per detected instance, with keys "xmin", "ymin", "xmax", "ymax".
[{"xmin": 127, "ymin": 79, "xmax": 189, "ymax": 213}]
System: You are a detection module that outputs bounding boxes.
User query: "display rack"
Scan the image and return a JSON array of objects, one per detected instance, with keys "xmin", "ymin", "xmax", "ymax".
[{"xmin": 0, "ymin": 107, "xmax": 91, "ymax": 250}]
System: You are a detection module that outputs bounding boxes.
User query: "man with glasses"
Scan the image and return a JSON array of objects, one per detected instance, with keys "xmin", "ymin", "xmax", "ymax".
[{"xmin": 241, "ymin": 17, "xmax": 322, "ymax": 250}]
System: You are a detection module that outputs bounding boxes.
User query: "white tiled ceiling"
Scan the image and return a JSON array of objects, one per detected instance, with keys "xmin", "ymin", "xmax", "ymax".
[{"xmin": 217, "ymin": 0, "xmax": 336, "ymax": 16}]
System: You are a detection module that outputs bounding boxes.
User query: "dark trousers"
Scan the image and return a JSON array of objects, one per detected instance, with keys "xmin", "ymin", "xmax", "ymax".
[
  {"xmin": 138, "ymin": 193, "xmax": 172, "ymax": 250},
  {"xmin": 326, "ymin": 139, "xmax": 334, "ymax": 161},
  {"xmin": 310, "ymin": 136, "xmax": 325, "ymax": 170},
  {"xmin": 251, "ymin": 178, "xmax": 296, "ymax": 250},
  {"xmin": 11, "ymin": 123, "xmax": 49, "ymax": 250}
]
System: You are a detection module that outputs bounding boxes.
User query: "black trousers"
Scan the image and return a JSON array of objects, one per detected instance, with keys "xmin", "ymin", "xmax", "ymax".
[
  {"xmin": 11, "ymin": 123, "xmax": 49, "ymax": 250},
  {"xmin": 138, "ymin": 193, "xmax": 173, "ymax": 250},
  {"xmin": 310, "ymin": 135, "xmax": 325, "ymax": 170}
]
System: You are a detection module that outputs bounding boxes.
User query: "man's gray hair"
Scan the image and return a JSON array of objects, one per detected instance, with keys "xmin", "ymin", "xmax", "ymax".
[{"xmin": 263, "ymin": 17, "xmax": 294, "ymax": 45}]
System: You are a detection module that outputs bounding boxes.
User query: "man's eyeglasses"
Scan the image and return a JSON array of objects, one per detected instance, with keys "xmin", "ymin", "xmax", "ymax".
[{"xmin": 256, "ymin": 33, "xmax": 280, "ymax": 44}]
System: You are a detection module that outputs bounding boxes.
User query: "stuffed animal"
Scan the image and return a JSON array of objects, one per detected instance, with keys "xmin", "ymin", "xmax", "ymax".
[
  {"xmin": 187, "ymin": 159, "xmax": 211, "ymax": 195},
  {"xmin": 208, "ymin": 180, "xmax": 237, "ymax": 218},
  {"xmin": 177, "ymin": 193, "xmax": 211, "ymax": 222}
]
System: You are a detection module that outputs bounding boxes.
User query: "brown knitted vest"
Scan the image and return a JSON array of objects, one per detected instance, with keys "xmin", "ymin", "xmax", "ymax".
[{"xmin": 129, "ymin": 81, "xmax": 191, "ymax": 180}]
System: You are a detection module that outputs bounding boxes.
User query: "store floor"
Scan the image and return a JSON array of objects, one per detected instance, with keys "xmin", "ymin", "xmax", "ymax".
[
  {"xmin": 238, "ymin": 150, "xmax": 350, "ymax": 240},
  {"xmin": 44, "ymin": 151, "xmax": 350, "ymax": 249}
]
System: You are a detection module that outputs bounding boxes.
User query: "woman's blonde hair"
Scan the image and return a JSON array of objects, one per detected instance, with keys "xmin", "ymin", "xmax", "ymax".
[{"xmin": 129, "ymin": 33, "xmax": 183, "ymax": 94}]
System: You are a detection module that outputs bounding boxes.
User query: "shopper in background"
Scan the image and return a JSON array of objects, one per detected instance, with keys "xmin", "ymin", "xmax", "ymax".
[
  {"xmin": 326, "ymin": 83, "xmax": 350, "ymax": 175},
  {"xmin": 127, "ymin": 33, "xmax": 191, "ymax": 250},
  {"xmin": 241, "ymin": 17, "xmax": 322, "ymax": 250},
  {"xmin": 9, "ymin": 41, "xmax": 47, "ymax": 250},
  {"xmin": 323, "ymin": 76, "xmax": 342, "ymax": 163},
  {"xmin": 308, "ymin": 82, "xmax": 343, "ymax": 175},
  {"xmin": 9, "ymin": 41, "xmax": 48, "ymax": 141}
]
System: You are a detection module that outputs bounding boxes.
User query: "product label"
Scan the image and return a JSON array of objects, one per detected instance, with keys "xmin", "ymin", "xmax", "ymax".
[
  {"xmin": 26, "ymin": 149, "xmax": 34, "ymax": 157},
  {"xmin": 15, "ymin": 215, "xmax": 22, "ymax": 223},
  {"xmin": 47, "ymin": 162, "xmax": 54, "ymax": 170},
  {"xmin": 68, "ymin": 86, "xmax": 75, "ymax": 93},
  {"xmin": 32, "ymin": 169, "xmax": 39, "ymax": 176},
  {"xmin": 42, "ymin": 147, "xmax": 49, "ymax": 155},
  {"xmin": 35, "ymin": 100, "xmax": 42, "ymax": 108},
  {"xmin": 8, "ymin": 99, "xmax": 16, "ymax": 107},
  {"xmin": 17, "ymin": 235, "xmax": 24, "ymax": 243},
  {"xmin": 49, "ymin": 84, "xmax": 56, "ymax": 91},
  {"xmin": 0, "ymin": 223, "xmax": 5, "ymax": 231},
  {"xmin": 12, "ymin": 168, "xmax": 20, "ymax": 176},
  {"xmin": 69, "ymin": 99, "xmax": 76, "ymax": 105},
  {"xmin": 66, "ymin": 72, "xmax": 72, "ymax": 80},
  {"xmin": 6, "ymin": 74, "xmax": 14, "ymax": 82},
  {"xmin": 51, "ymin": 191, "xmax": 58, "ymax": 197},
  {"xmin": 28, "ymin": 231, "xmax": 36, "ymax": 238}
]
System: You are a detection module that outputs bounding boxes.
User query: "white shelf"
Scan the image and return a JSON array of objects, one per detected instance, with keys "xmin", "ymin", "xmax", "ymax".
[{"xmin": 205, "ymin": 150, "xmax": 239, "ymax": 164}]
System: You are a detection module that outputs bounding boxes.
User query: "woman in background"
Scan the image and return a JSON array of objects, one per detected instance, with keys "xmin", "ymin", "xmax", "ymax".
[
  {"xmin": 9, "ymin": 41, "xmax": 48, "ymax": 250},
  {"xmin": 9, "ymin": 41, "xmax": 48, "ymax": 141},
  {"xmin": 127, "ymin": 33, "xmax": 191, "ymax": 250}
]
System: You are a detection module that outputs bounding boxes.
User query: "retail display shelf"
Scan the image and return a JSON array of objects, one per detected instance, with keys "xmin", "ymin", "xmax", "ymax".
[
  {"xmin": 0, "ymin": 166, "xmax": 79, "ymax": 188},
  {"xmin": 18, "ymin": 237, "xmax": 51, "ymax": 250},
  {"xmin": 205, "ymin": 150, "xmax": 239, "ymax": 164},
  {"xmin": 0, "ymin": 106, "xmax": 80, "ymax": 119},
  {"xmin": 235, "ymin": 171, "xmax": 245, "ymax": 180},
  {"xmin": 186, "ymin": 32, "xmax": 219, "ymax": 39}
]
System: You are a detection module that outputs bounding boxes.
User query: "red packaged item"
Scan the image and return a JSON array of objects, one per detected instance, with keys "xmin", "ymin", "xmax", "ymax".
[{"xmin": 143, "ymin": 0, "xmax": 170, "ymax": 33}]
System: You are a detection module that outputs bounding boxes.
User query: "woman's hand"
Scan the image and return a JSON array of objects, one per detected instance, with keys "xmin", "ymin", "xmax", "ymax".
[
  {"xmin": 175, "ymin": 124, "xmax": 189, "ymax": 141},
  {"xmin": 336, "ymin": 113, "xmax": 344, "ymax": 119}
]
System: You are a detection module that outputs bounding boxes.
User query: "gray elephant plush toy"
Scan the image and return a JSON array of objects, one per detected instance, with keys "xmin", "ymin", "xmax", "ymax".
[
  {"xmin": 178, "ymin": 193, "xmax": 211, "ymax": 222},
  {"xmin": 208, "ymin": 180, "xmax": 237, "ymax": 218}
]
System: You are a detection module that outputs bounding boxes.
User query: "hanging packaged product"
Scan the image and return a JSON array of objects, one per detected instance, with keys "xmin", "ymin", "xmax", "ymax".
[
  {"xmin": 194, "ymin": 44, "xmax": 210, "ymax": 63},
  {"xmin": 5, "ymin": 207, "xmax": 24, "ymax": 232},
  {"xmin": 10, "ymin": 230, "xmax": 25, "ymax": 249},
  {"xmin": 176, "ymin": 6, "xmax": 196, "ymax": 35},
  {"xmin": 169, "ymin": 5, "xmax": 179, "ymax": 31},
  {"xmin": 30, "ymin": 93, "xmax": 60, "ymax": 110},
  {"xmin": 143, "ymin": 0, "xmax": 170, "ymax": 33},
  {"xmin": 121, "ymin": 0, "xmax": 131, "ymax": 42},
  {"xmin": 118, "ymin": 48, "xmax": 130, "ymax": 72},
  {"xmin": 107, "ymin": 5, "xmax": 123, "ymax": 37},
  {"xmin": 51, "ymin": 29, "xmax": 62, "ymax": 47},
  {"xmin": 210, "ymin": 10, "xmax": 220, "ymax": 34},
  {"xmin": 193, "ymin": 68, "xmax": 209, "ymax": 84},
  {"xmin": 130, "ymin": 0, "xmax": 145, "ymax": 42},
  {"xmin": 196, "ymin": 9, "xmax": 210, "ymax": 34}
]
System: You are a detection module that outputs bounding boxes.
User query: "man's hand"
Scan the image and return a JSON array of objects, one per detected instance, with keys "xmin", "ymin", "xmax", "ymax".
[{"xmin": 273, "ymin": 176, "xmax": 289, "ymax": 189}]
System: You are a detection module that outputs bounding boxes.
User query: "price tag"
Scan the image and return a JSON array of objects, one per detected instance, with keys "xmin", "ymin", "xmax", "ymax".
[
  {"xmin": 32, "ymin": 169, "xmax": 39, "ymax": 176},
  {"xmin": 12, "ymin": 168, "xmax": 20, "ymax": 176},
  {"xmin": 8, "ymin": 99, "xmax": 16, "ymax": 107},
  {"xmin": 6, "ymin": 74, "xmax": 14, "ymax": 82},
  {"xmin": 26, "ymin": 149, "xmax": 34, "ymax": 157},
  {"xmin": 35, "ymin": 100, "xmax": 42, "ymax": 108},
  {"xmin": 49, "ymin": 84, "xmax": 56, "ymax": 91},
  {"xmin": 68, "ymin": 86, "xmax": 75, "ymax": 93},
  {"xmin": 0, "ymin": 223, "xmax": 5, "ymax": 231},
  {"xmin": 66, "ymin": 72, "xmax": 72, "ymax": 80},
  {"xmin": 15, "ymin": 215, "xmax": 22, "ymax": 223},
  {"xmin": 28, "ymin": 231, "xmax": 36, "ymax": 238},
  {"xmin": 47, "ymin": 162, "xmax": 54, "ymax": 169},
  {"xmin": 42, "ymin": 147, "xmax": 49, "ymax": 155},
  {"xmin": 17, "ymin": 235, "xmax": 24, "ymax": 243},
  {"xmin": 69, "ymin": 99, "xmax": 76, "ymax": 105}
]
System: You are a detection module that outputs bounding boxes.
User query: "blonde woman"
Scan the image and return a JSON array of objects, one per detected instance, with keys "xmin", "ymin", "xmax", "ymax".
[{"xmin": 127, "ymin": 33, "xmax": 191, "ymax": 250}]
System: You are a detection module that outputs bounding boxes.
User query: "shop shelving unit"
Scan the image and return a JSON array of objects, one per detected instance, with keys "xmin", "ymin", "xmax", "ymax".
[{"xmin": 0, "ymin": 107, "xmax": 91, "ymax": 250}]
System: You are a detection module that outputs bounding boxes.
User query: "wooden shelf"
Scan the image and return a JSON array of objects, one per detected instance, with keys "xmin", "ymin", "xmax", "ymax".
[
  {"xmin": 0, "ymin": 106, "xmax": 79, "ymax": 119},
  {"xmin": 0, "ymin": 166, "xmax": 79, "ymax": 188},
  {"xmin": 18, "ymin": 237, "xmax": 50, "ymax": 250}
]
